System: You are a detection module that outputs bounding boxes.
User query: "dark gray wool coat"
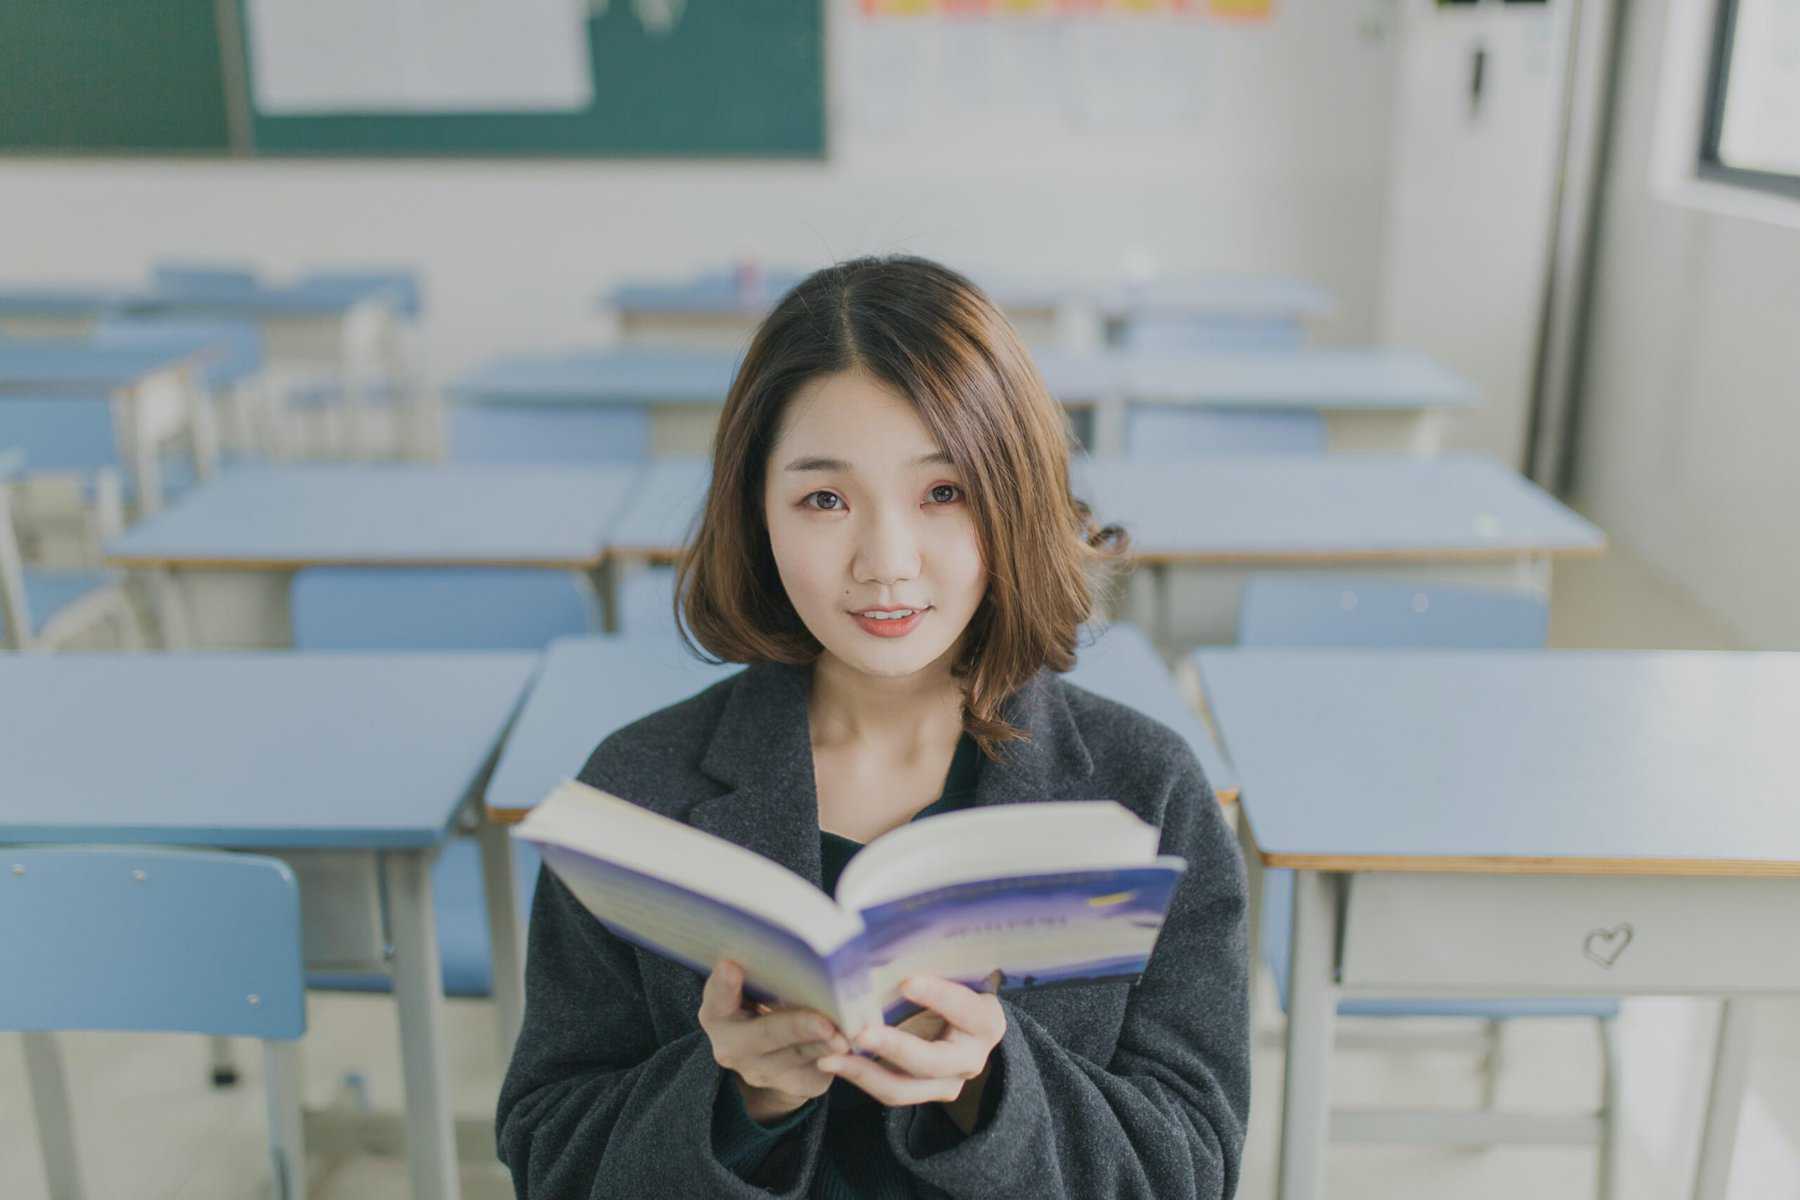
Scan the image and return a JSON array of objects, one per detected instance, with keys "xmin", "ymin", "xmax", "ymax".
[{"xmin": 495, "ymin": 656, "xmax": 1250, "ymax": 1199}]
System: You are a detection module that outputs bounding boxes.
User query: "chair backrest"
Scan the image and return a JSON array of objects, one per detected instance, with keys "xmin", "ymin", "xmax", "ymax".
[
  {"xmin": 1127, "ymin": 406, "xmax": 1328, "ymax": 457},
  {"xmin": 616, "ymin": 565, "xmax": 679, "ymax": 635},
  {"xmin": 93, "ymin": 317, "xmax": 266, "ymax": 390},
  {"xmin": 291, "ymin": 566, "xmax": 602, "ymax": 651},
  {"xmin": 0, "ymin": 846, "xmax": 305, "ymax": 1038},
  {"xmin": 297, "ymin": 269, "xmax": 423, "ymax": 319},
  {"xmin": 1237, "ymin": 575, "xmax": 1550, "ymax": 650},
  {"xmin": 149, "ymin": 262, "xmax": 262, "ymax": 297}
]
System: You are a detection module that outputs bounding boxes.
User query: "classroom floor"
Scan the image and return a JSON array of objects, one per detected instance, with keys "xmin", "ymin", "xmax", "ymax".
[{"xmin": 4, "ymin": 541, "xmax": 1794, "ymax": 1200}]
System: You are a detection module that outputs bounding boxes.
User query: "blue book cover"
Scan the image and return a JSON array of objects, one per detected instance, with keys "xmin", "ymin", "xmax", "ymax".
[{"xmin": 516, "ymin": 781, "xmax": 1187, "ymax": 1034}]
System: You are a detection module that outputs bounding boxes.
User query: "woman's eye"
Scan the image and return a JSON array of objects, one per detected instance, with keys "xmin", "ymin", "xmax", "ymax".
[
  {"xmin": 803, "ymin": 491, "xmax": 842, "ymax": 511},
  {"xmin": 930, "ymin": 484, "xmax": 962, "ymax": 505}
]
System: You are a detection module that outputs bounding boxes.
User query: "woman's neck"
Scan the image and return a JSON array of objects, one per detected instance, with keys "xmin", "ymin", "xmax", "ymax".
[{"xmin": 807, "ymin": 650, "xmax": 965, "ymax": 762}]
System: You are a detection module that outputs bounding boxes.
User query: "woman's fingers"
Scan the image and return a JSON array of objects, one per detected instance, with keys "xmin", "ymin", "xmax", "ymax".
[
  {"xmin": 699, "ymin": 960, "xmax": 747, "ymax": 1027},
  {"xmin": 851, "ymin": 1022, "xmax": 977, "ymax": 1081},
  {"xmin": 817, "ymin": 1052, "xmax": 963, "ymax": 1106}
]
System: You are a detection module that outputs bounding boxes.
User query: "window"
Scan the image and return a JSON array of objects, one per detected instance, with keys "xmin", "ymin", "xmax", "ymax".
[{"xmin": 1701, "ymin": 0, "xmax": 1800, "ymax": 197}]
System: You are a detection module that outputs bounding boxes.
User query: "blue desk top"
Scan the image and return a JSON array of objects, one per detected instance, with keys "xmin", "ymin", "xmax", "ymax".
[
  {"xmin": 1072, "ymin": 453, "xmax": 1605, "ymax": 561},
  {"xmin": 606, "ymin": 458, "xmax": 712, "ymax": 557},
  {"xmin": 1193, "ymin": 649, "xmax": 1800, "ymax": 875},
  {"xmin": 106, "ymin": 465, "xmax": 638, "ymax": 567},
  {"xmin": 0, "ymin": 653, "xmax": 539, "ymax": 849},
  {"xmin": 450, "ymin": 348, "xmax": 742, "ymax": 407},
  {"xmin": 1120, "ymin": 349, "xmax": 1478, "ymax": 410},
  {"xmin": 1098, "ymin": 276, "xmax": 1335, "ymax": 320},
  {"xmin": 485, "ymin": 622, "xmax": 1233, "ymax": 821},
  {"xmin": 602, "ymin": 268, "xmax": 1328, "ymax": 322},
  {"xmin": 122, "ymin": 278, "xmax": 399, "ymax": 318},
  {"xmin": 0, "ymin": 341, "xmax": 198, "ymax": 390},
  {"xmin": 0, "ymin": 286, "xmax": 124, "ymax": 318}
]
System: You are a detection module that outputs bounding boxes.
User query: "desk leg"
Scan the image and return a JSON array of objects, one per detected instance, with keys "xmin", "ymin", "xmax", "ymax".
[
  {"xmin": 478, "ymin": 822, "xmax": 526, "ymax": 1063},
  {"xmin": 1153, "ymin": 563, "xmax": 1173, "ymax": 653},
  {"xmin": 23, "ymin": 1032, "xmax": 85, "ymax": 1200},
  {"xmin": 1234, "ymin": 810, "xmax": 1266, "ymax": 1020},
  {"xmin": 385, "ymin": 849, "xmax": 460, "ymax": 1200},
  {"xmin": 1278, "ymin": 870, "xmax": 1340, "ymax": 1200},
  {"xmin": 591, "ymin": 559, "xmax": 620, "ymax": 635},
  {"xmin": 1692, "ymin": 998, "xmax": 1754, "ymax": 1200}
]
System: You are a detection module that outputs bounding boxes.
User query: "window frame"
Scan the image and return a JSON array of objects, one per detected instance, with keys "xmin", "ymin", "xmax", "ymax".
[{"xmin": 1697, "ymin": 0, "xmax": 1800, "ymax": 201}]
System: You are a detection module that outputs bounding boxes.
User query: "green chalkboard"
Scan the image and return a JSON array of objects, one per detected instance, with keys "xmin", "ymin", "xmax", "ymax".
[
  {"xmin": 0, "ymin": 0, "xmax": 823, "ymax": 158},
  {"xmin": 0, "ymin": 0, "xmax": 232, "ymax": 152}
]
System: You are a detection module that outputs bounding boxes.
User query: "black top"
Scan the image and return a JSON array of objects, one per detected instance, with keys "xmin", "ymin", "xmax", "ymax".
[{"xmin": 712, "ymin": 731, "xmax": 986, "ymax": 1198}]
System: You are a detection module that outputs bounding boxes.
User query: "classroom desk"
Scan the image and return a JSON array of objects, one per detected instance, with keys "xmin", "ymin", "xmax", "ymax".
[
  {"xmin": 124, "ymin": 279, "xmax": 425, "ymax": 459},
  {"xmin": 0, "ymin": 341, "xmax": 215, "ymax": 513},
  {"xmin": 1116, "ymin": 348, "xmax": 1477, "ymax": 456},
  {"xmin": 103, "ymin": 465, "xmax": 637, "ymax": 649},
  {"xmin": 1192, "ymin": 649, "xmax": 1800, "ymax": 1200},
  {"xmin": 0, "ymin": 652, "xmax": 541, "ymax": 1200},
  {"xmin": 1073, "ymin": 453, "xmax": 1605, "ymax": 645},
  {"xmin": 599, "ymin": 267, "xmax": 1329, "ymax": 353},
  {"xmin": 483, "ymin": 622, "xmax": 1237, "ymax": 834},
  {"xmin": 0, "ymin": 286, "xmax": 122, "ymax": 337},
  {"xmin": 448, "ymin": 347, "xmax": 741, "ymax": 459},
  {"xmin": 1097, "ymin": 276, "xmax": 1334, "ymax": 350}
]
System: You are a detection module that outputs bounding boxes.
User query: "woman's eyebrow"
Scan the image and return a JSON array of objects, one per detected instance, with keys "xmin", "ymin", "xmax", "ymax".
[{"xmin": 782, "ymin": 450, "xmax": 954, "ymax": 472}]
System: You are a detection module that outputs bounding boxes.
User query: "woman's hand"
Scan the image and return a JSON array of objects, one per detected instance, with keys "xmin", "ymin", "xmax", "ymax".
[
  {"xmin": 816, "ymin": 971, "xmax": 1007, "ymax": 1135},
  {"xmin": 699, "ymin": 959, "xmax": 849, "ymax": 1125}
]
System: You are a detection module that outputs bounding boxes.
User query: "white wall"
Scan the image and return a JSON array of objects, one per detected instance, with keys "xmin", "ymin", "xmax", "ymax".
[
  {"xmin": 0, "ymin": 1, "xmax": 1398, "ymax": 385},
  {"xmin": 1576, "ymin": 0, "xmax": 1800, "ymax": 649}
]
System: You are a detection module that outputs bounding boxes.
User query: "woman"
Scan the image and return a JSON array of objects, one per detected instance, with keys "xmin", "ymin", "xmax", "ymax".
[{"xmin": 496, "ymin": 256, "xmax": 1249, "ymax": 1199}]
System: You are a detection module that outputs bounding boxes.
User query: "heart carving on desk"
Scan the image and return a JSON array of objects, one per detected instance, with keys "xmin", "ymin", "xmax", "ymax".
[{"xmin": 1582, "ymin": 923, "xmax": 1635, "ymax": 968}]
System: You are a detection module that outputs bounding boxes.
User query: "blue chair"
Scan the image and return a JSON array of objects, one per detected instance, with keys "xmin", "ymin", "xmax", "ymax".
[
  {"xmin": 289, "ymin": 566, "xmax": 600, "ymax": 999},
  {"xmin": 0, "ymin": 395, "xmax": 198, "ymax": 532},
  {"xmin": 93, "ymin": 317, "xmax": 272, "ymax": 466},
  {"xmin": 295, "ymin": 268, "xmax": 423, "ymax": 319},
  {"xmin": 1, "ymin": 846, "xmax": 307, "ymax": 1199},
  {"xmin": 0, "ymin": 463, "xmax": 145, "ymax": 650},
  {"xmin": 616, "ymin": 563, "xmax": 679, "ymax": 635},
  {"xmin": 1232, "ymin": 575, "xmax": 1619, "ymax": 1198},
  {"xmin": 1126, "ymin": 405, "xmax": 1328, "ymax": 457},
  {"xmin": 448, "ymin": 405, "xmax": 651, "ymax": 465}
]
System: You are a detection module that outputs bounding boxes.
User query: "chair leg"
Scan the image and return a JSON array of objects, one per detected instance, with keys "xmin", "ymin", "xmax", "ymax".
[
  {"xmin": 1596, "ymin": 1015, "xmax": 1622, "ymax": 1200},
  {"xmin": 1480, "ymin": 1018, "xmax": 1504, "ymax": 1110},
  {"xmin": 22, "ymin": 1032, "xmax": 86, "ymax": 1200},
  {"xmin": 264, "ymin": 1040, "xmax": 308, "ymax": 1200},
  {"xmin": 209, "ymin": 1035, "xmax": 241, "ymax": 1087},
  {"xmin": 109, "ymin": 592, "xmax": 147, "ymax": 651}
]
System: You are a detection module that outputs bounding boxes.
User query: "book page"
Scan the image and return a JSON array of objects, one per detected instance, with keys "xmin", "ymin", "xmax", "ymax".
[
  {"xmin": 833, "ymin": 801, "xmax": 1163, "ymax": 913},
  {"xmin": 848, "ymin": 861, "xmax": 1188, "ymax": 1025},
  {"xmin": 517, "ymin": 782, "xmax": 863, "ymax": 953}
]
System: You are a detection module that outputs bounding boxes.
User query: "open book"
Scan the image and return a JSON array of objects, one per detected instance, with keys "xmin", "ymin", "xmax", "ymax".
[{"xmin": 513, "ymin": 780, "xmax": 1187, "ymax": 1037}]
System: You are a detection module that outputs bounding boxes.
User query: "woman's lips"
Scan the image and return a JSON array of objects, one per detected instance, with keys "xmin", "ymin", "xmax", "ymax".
[{"xmin": 850, "ymin": 608, "xmax": 928, "ymax": 638}]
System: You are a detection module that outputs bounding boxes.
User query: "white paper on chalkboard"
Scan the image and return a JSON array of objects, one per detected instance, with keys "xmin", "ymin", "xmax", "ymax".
[{"xmin": 245, "ymin": 0, "xmax": 595, "ymax": 114}]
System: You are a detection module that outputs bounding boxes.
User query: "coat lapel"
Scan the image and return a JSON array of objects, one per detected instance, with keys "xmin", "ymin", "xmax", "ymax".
[{"xmin": 684, "ymin": 660, "xmax": 1098, "ymax": 889}]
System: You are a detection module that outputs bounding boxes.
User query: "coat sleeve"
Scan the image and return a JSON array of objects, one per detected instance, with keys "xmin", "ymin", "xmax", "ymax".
[
  {"xmin": 881, "ymin": 753, "xmax": 1251, "ymax": 1199},
  {"xmin": 494, "ymin": 739, "xmax": 831, "ymax": 1199}
]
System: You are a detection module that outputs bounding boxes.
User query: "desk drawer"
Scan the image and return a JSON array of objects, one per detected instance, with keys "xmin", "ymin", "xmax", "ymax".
[
  {"xmin": 280, "ymin": 850, "xmax": 386, "ymax": 971},
  {"xmin": 1339, "ymin": 873, "xmax": 1800, "ymax": 996}
]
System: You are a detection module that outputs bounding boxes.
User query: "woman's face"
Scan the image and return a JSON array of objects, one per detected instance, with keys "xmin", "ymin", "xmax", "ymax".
[{"xmin": 763, "ymin": 369, "xmax": 988, "ymax": 682}]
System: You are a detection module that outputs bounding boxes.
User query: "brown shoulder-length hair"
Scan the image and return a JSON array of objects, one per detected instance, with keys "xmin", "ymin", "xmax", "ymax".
[{"xmin": 672, "ymin": 255, "xmax": 1130, "ymax": 760}]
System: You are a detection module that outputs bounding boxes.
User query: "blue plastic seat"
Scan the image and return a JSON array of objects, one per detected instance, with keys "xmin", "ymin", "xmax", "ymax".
[
  {"xmin": 1126, "ymin": 406, "xmax": 1327, "ymax": 457},
  {"xmin": 4, "ymin": 570, "xmax": 126, "ymax": 644},
  {"xmin": 0, "ymin": 393, "xmax": 203, "ymax": 510},
  {"xmin": 1238, "ymin": 574, "xmax": 1612, "ymax": 1021},
  {"xmin": 295, "ymin": 268, "xmax": 424, "ymax": 318},
  {"xmin": 0, "ymin": 846, "xmax": 307, "ymax": 1197},
  {"xmin": 290, "ymin": 565, "xmax": 600, "ymax": 997}
]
